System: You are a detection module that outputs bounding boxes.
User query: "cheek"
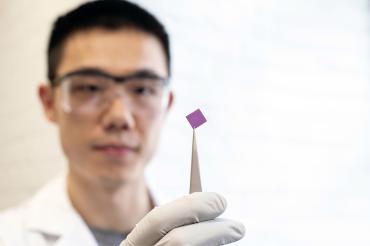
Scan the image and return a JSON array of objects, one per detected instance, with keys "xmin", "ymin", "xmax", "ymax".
[
  {"xmin": 139, "ymin": 112, "xmax": 165, "ymax": 149},
  {"xmin": 58, "ymin": 113, "xmax": 96, "ymax": 159}
]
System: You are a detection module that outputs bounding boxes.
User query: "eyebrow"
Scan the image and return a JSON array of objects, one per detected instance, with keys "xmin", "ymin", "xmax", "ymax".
[{"xmin": 53, "ymin": 67, "xmax": 168, "ymax": 86}]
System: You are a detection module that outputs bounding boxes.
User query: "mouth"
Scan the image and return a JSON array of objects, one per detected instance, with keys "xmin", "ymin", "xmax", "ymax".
[{"xmin": 92, "ymin": 143, "xmax": 139, "ymax": 157}]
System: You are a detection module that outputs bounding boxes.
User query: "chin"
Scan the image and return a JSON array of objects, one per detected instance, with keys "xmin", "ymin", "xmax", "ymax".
[
  {"xmin": 97, "ymin": 171, "xmax": 144, "ymax": 188},
  {"xmin": 92, "ymin": 158, "xmax": 146, "ymax": 185}
]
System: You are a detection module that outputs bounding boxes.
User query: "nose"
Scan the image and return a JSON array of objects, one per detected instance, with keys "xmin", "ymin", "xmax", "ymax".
[{"xmin": 101, "ymin": 96, "xmax": 135, "ymax": 132}]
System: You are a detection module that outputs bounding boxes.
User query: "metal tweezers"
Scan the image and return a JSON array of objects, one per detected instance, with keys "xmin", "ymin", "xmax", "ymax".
[{"xmin": 189, "ymin": 129, "xmax": 202, "ymax": 193}]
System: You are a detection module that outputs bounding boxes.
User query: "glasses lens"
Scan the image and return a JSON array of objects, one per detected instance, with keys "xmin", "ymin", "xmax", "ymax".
[
  {"xmin": 61, "ymin": 75, "xmax": 109, "ymax": 113},
  {"xmin": 124, "ymin": 78, "xmax": 167, "ymax": 112}
]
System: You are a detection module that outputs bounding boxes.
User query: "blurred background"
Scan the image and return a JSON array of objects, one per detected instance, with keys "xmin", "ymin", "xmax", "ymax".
[{"xmin": 0, "ymin": 0, "xmax": 369, "ymax": 245}]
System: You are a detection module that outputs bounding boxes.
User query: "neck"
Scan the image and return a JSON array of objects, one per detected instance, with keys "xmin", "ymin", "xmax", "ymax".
[{"xmin": 67, "ymin": 170, "xmax": 152, "ymax": 233}]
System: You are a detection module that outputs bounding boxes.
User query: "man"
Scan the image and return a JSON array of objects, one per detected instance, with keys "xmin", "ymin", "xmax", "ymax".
[{"xmin": 0, "ymin": 1, "xmax": 245, "ymax": 245}]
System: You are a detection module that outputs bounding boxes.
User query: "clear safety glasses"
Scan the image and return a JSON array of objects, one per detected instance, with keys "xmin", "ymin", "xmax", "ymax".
[{"xmin": 52, "ymin": 68, "xmax": 170, "ymax": 115}]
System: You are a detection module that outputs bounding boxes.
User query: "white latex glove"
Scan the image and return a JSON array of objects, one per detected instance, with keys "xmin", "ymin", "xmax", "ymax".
[{"xmin": 120, "ymin": 192, "xmax": 245, "ymax": 246}]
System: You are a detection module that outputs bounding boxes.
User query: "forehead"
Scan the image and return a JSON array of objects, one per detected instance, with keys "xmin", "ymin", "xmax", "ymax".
[{"xmin": 57, "ymin": 28, "xmax": 167, "ymax": 77}]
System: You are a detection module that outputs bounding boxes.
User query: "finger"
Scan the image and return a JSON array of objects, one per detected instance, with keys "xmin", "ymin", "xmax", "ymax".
[
  {"xmin": 121, "ymin": 192, "xmax": 227, "ymax": 246},
  {"xmin": 154, "ymin": 218, "xmax": 246, "ymax": 246}
]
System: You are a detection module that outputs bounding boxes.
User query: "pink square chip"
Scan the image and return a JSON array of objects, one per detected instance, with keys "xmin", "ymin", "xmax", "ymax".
[{"xmin": 186, "ymin": 109, "xmax": 207, "ymax": 129}]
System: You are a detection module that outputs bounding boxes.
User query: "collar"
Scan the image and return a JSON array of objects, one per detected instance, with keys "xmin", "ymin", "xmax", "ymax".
[{"xmin": 25, "ymin": 172, "xmax": 92, "ymax": 236}]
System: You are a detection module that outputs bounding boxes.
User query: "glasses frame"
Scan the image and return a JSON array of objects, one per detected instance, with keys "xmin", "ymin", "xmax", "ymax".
[{"xmin": 51, "ymin": 68, "xmax": 171, "ymax": 114}]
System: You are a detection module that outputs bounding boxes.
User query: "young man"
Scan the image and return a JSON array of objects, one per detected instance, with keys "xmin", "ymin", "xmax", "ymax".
[{"xmin": 0, "ymin": 1, "xmax": 245, "ymax": 245}]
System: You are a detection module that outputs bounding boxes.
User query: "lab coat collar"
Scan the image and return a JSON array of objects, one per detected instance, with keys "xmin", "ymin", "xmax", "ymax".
[{"xmin": 24, "ymin": 173, "xmax": 98, "ymax": 245}]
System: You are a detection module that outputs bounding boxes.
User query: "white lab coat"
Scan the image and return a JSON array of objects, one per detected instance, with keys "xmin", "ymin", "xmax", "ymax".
[{"xmin": 0, "ymin": 174, "xmax": 165, "ymax": 246}]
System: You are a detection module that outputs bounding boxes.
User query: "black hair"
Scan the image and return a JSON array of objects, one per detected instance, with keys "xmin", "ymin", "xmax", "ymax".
[{"xmin": 47, "ymin": 0, "xmax": 170, "ymax": 83}]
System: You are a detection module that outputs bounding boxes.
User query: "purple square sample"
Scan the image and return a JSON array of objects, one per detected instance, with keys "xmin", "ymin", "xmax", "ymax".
[{"xmin": 186, "ymin": 109, "xmax": 207, "ymax": 129}]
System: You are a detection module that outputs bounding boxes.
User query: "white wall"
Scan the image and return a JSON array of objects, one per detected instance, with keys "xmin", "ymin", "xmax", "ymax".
[{"xmin": 0, "ymin": 0, "xmax": 369, "ymax": 245}]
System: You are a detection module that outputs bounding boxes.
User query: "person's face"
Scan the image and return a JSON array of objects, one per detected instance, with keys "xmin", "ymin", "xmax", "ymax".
[{"xmin": 39, "ymin": 28, "xmax": 173, "ymax": 185}]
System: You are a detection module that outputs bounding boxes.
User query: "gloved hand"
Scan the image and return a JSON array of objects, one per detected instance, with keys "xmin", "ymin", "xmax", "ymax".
[{"xmin": 120, "ymin": 192, "xmax": 245, "ymax": 246}]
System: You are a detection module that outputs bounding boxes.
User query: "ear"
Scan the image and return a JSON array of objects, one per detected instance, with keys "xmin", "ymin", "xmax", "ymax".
[
  {"xmin": 165, "ymin": 90, "xmax": 174, "ymax": 113},
  {"xmin": 38, "ymin": 83, "xmax": 58, "ymax": 123}
]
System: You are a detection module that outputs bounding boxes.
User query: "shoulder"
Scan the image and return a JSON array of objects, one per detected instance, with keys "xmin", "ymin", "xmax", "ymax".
[
  {"xmin": 0, "ymin": 203, "xmax": 30, "ymax": 245},
  {"xmin": 0, "ymin": 174, "xmax": 68, "ymax": 245},
  {"xmin": 0, "ymin": 204, "xmax": 27, "ymax": 224}
]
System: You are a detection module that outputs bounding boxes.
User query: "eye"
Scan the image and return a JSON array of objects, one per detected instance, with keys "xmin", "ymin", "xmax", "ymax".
[
  {"xmin": 71, "ymin": 82, "xmax": 105, "ymax": 94},
  {"xmin": 133, "ymin": 85, "xmax": 155, "ymax": 96},
  {"xmin": 76, "ymin": 84, "xmax": 101, "ymax": 92},
  {"xmin": 129, "ymin": 78, "xmax": 164, "ymax": 97}
]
